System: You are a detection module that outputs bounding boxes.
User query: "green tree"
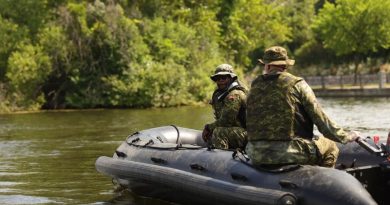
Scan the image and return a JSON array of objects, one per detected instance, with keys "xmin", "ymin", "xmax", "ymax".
[
  {"xmin": 120, "ymin": 0, "xmax": 220, "ymax": 19},
  {"xmin": 38, "ymin": 25, "xmax": 72, "ymax": 108},
  {"xmin": 222, "ymin": 0, "xmax": 291, "ymax": 69},
  {"xmin": 313, "ymin": 0, "xmax": 390, "ymax": 77},
  {"xmin": 102, "ymin": 61, "xmax": 190, "ymax": 107},
  {"xmin": 56, "ymin": 0, "xmax": 151, "ymax": 108},
  {"xmin": 6, "ymin": 44, "xmax": 51, "ymax": 109},
  {"xmin": 0, "ymin": 0, "xmax": 54, "ymax": 37},
  {"xmin": 275, "ymin": 0, "xmax": 317, "ymax": 52},
  {"xmin": 129, "ymin": 16, "xmax": 223, "ymax": 105},
  {"xmin": 47, "ymin": 0, "xmax": 225, "ymax": 108},
  {"xmin": 0, "ymin": 16, "xmax": 28, "ymax": 80}
]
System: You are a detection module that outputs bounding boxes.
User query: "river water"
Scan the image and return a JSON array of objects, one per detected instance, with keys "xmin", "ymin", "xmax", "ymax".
[{"xmin": 0, "ymin": 98, "xmax": 389, "ymax": 205}]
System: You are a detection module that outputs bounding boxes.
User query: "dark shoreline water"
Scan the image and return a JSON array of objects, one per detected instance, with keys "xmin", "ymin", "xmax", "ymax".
[{"xmin": 0, "ymin": 98, "xmax": 389, "ymax": 205}]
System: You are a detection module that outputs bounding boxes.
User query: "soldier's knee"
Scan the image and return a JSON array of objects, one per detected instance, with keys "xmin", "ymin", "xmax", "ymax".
[
  {"xmin": 211, "ymin": 129, "xmax": 228, "ymax": 149},
  {"xmin": 320, "ymin": 142, "xmax": 339, "ymax": 167},
  {"xmin": 329, "ymin": 141, "xmax": 339, "ymax": 158}
]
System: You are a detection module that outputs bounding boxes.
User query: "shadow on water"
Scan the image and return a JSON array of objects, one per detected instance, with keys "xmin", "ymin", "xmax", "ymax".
[{"xmin": 0, "ymin": 98, "xmax": 389, "ymax": 204}]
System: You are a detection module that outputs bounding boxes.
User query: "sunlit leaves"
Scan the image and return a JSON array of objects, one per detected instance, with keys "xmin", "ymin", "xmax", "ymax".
[
  {"xmin": 0, "ymin": 0, "xmax": 51, "ymax": 36},
  {"xmin": 223, "ymin": 0, "xmax": 291, "ymax": 67},
  {"xmin": 0, "ymin": 16, "xmax": 28, "ymax": 80},
  {"xmin": 6, "ymin": 44, "xmax": 51, "ymax": 108},
  {"xmin": 3, "ymin": 0, "xmax": 390, "ymax": 112},
  {"xmin": 313, "ymin": 0, "xmax": 390, "ymax": 56}
]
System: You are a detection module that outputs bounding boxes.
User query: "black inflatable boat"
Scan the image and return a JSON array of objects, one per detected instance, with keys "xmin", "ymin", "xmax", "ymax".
[{"xmin": 95, "ymin": 126, "xmax": 390, "ymax": 205}]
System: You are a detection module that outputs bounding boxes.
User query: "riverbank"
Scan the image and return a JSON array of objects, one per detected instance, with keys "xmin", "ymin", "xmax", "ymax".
[
  {"xmin": 313, "ymin": 87, "xmax": 390, "ymax": 97},
  {"xmin": 304, "ymin": 72, "xmax": 390, "ymax": 97}
]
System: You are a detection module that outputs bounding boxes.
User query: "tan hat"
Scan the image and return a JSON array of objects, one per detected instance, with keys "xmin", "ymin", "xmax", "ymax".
[
  {"xmin": 258, "ymin": 46, "xmax": 295, "ymax": 66},
  {"xmin": 210, "ymin": 64, "xmax": 237, "ymax": 81}
]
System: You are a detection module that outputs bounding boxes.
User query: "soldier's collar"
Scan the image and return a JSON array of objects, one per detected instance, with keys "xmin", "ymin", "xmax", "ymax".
[
  {"xmin": 217, "ymin": 82, "xmax": 238, "ymax": 100},
  {"xmin": 262, "ymin": 72, "xmax": 281, "ymax": 81}
]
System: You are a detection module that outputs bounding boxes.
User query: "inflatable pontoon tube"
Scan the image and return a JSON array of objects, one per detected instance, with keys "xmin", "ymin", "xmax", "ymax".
[{"xmin": 96, "ymin": 156, "xmax": 296, "ymax": 205}]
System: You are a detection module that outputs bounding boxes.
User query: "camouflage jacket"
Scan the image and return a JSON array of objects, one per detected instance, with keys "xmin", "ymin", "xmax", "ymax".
[
  {"xmin": 208, "ymin": 82, "xmax": 247, "ymax": 131},
  {"xmin": 247, "ymin": 72, "xmax": 352, "ymax": 144}
]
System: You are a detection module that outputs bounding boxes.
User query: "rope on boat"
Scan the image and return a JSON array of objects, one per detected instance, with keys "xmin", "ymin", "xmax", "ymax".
[{"xmin": 170, "ymin": 124, "xmax": 181, "ymax": 145}]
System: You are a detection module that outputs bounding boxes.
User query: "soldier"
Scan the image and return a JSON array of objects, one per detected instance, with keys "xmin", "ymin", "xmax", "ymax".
[
  {"xmin": 202, "ymin": 64, "xmax": 248, "ymax": 150},
  {"xmin": 246, "ymin": 46, "xmax": 359, "ymax": 167}
]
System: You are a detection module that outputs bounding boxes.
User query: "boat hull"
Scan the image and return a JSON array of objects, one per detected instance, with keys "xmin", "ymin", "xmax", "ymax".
[{"xmin": 96, "ymin": 126, "xmax": 388, "ymax": 205}]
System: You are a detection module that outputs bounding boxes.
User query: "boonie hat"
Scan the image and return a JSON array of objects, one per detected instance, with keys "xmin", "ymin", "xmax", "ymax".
[
  {"xmin": 210, "ymin": 64, "xmax": 237, "ymax": 81},
  {"xmin": 258, "ymin": 46, "xmax": 295, "ymax": 66}
]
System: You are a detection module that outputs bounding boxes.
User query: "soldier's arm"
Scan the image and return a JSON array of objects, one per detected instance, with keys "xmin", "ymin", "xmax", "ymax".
[
  {"xmin": 207, "ymin": 91, "xmax": 243, "ymax": 131},
  {"xmin": 295, "ymin": 81, "xmax": 353, "ymax": 144}
]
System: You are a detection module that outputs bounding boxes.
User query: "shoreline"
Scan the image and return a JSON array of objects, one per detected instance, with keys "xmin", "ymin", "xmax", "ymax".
[
  {"xmin": 0, "ymin": 104, "xmax": 209, "ymax": 115},
  {"xmin": 313, "ymin": 88, "xmax": 390, "ymax": 97}
]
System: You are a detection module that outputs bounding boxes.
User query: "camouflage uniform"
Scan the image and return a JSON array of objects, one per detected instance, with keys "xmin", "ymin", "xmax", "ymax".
[
  {"xmin": 246, "ymin": 46, "xmax": 353, "ymax": 167},
  {"xmin": 208, "ymin": 87, "xmax": 247, "ymax": 149},
  {"xmin": 206, "ymin": 64, "xmax": 248, "ymax": 149}
]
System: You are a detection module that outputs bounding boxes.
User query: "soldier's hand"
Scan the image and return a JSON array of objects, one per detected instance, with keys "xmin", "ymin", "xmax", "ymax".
[
  {"xmin": 347, "ymin": 130, "xmax": 361, "ymax": 142},
  {"xmin": 202, "ymin": 125, "xmax": 211, "ymax": 142}
]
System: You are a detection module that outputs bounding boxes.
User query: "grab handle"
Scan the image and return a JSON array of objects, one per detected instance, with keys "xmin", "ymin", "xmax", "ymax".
[
  {"xmin": 231, "ymin": 173, "xmax": 248, "ymax": 182},
  {"xmin": 151, "ymin": 157, "xmax": 167, "ymax": 164},
  {"xmin": 190, "ymin": 163, "xmax": 206, "ymax": 171}
]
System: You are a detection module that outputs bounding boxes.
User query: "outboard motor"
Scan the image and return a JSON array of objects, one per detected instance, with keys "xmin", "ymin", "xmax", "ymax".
[
  {"xmin": 381, "ymin": 132, "xmax": 390, "ymax": 157},
  {"xmin": 346, "ymin": 132, "xmax": 390, "ymax": 205},
  {"xmin": 378, "ymin": 132, "xmax": 390, "ymax": 171}
]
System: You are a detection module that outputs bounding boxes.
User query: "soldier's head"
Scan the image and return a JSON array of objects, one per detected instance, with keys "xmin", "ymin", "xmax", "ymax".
[
  {"xmin": 258, "ymin": 46, "xmax": 295, "ymax": 74},
  {"xmin": 210, "ymin": 64, "xmax": 237, "ymax": 89}
]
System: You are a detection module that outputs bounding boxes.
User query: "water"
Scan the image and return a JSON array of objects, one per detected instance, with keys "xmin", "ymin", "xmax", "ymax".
[
  {"xmin": 0, "ymin": 98, "xmax": 389, "ymax": 205},
  {"xmin": 318, "ymin": 97, "xmax": 390, "ymax": 136}
]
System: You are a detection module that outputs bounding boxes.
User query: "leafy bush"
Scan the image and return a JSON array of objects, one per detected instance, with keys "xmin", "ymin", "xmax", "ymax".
[{"xmin": 6, "ymin": 44, "xmax": 51, "ymax": 109}]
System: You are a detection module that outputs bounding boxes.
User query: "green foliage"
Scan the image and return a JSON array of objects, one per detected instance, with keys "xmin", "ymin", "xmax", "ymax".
[
  {"xmin": 56, "ymin": 1, "xmax": 151, "ymax": 108},
  {"xmin": 309, "ymin": 0, "xmax": 390, "ymax": 77},
  {"xmin": 142, "ymin": 14, "xmax": 224, "ymax": 102},
  {"xmin": 222, "ymin": 0, "xmax": 291, "ymax": 68},
  {"xmin": 1, "ymin": 0, "xmax": 390, "ymax": 112},
  {"xmin": 121, "ymin": 0, "xmax": 220, "ymax": 19},
  {"xmin": 37, "ymin": 25, "xmax": 74, "ymax": 109},
  {"xmin": 276, "ymin": 0, "xmax": 316, "ymax": 51},
  {"xmin": 0, "ymin": 0, "xmax": 51, "ymax": 36},
  {"xmin": 0, "ymin": 16, "xmax": 28, "ymax": 80},
  {"xmin": 101, "ymin": 13, "xmax": 224, "ymax": 107},
  {"xmin": 144, "ymin": 18, "xmax": 193, "ymax": 63},
  {"xmin": 6, "ymin": 44, "xmax": 51, "ymax": 109},
  {"xmin": 103, "ymin": 61, "xmax": 190, "ymax": 107},
  {"xmin": 0, "ymin": 83, "xmax": 12, "ymax": 112},
  {"xmin": 313, "ymin": 0, "xmax": 390, "ymax": 56},
  {"xmin": 38, "ymin": 25, "xmax": 71, "ymax": 70},
  {"xmin": 7, "ymin": 44, "xmax": 51, "ymax": 91}
]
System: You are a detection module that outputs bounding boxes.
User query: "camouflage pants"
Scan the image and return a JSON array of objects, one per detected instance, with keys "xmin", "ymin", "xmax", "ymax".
[
  {"xmin": 211, "ymin": 127, "xmax": 247, "ymax": 149},
  {"xmin": 246, "ymin": 136, "xmax": 339, "ymax": 167},
  {"xmin": 313, "ymin": 136, "xmax": 340, "ymax": 167}
]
